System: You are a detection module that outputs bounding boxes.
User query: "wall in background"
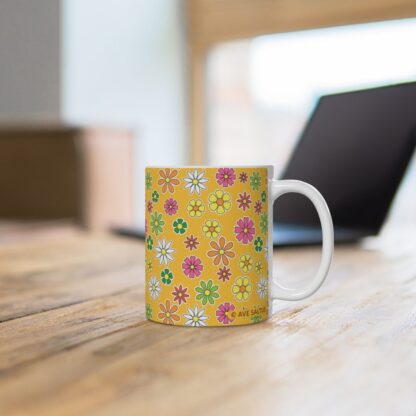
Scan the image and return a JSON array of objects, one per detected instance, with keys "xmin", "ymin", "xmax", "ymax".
[
  {"xmin": 0, "ymin": 0, "xmax": 61, "ymax": 119},
  {"xmin": 0, "ymin": 0, "xmax": 187, "ymax": 227},
  {"xmin": 62, "ymin": 0, "xmax": 188, "ymax": 226}
]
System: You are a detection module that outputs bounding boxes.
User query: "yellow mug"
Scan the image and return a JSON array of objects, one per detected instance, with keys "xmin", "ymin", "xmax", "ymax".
[{"xmin": 145, "ymin": 166, "xmax": 333, "ymax": 327}]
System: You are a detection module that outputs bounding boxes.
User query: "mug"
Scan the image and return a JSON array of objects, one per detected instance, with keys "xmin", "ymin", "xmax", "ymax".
[{"xmin": 145, "ymin": 166, "xmax": 333, "ymax": 327}]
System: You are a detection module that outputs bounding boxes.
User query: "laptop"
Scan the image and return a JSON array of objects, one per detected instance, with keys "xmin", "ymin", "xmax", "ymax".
[{"xmin": 273, "ymin": 81, "xmax": 416, "ymax": 246}]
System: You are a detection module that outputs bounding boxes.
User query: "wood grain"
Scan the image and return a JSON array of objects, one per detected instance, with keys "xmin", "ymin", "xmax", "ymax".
[
  {"xmin": 0, "ymin": 230, "xmax": 415, "ymax": 415},
  {"xmin": 0, "ymin": 235, "xmax": 142, "ymax": 322}
]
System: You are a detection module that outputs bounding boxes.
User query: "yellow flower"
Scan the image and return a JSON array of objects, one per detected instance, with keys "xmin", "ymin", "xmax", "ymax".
[
  {"xmin": 208, "ymin": 190, "xmax": 231, "ymax": 214},
  {"xmin": 255, "ymin": 261, "xmax": 263, "ymax": 274},
  {"xmin": 147, "ymin": 259, "xmax": 153, "ymax": 272},
  {"xmin": 187, "ymin": 199, "xmax": 205, "ymax": 217},
  {"xmin": 232, "ymin": 277, "xmax": 252, "ymax": 301},
  {"xmin": 203, "ymin": 220, "xmax": 221, "ymax": 238},
  {"xmin": 239, "ymin": 255, "xmax": 253, "ymax": 273}
]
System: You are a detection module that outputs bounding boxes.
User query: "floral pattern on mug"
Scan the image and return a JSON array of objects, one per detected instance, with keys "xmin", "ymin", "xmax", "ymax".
[
  {"xmin": 184, "ymin": 306, "xmax": 208, "ymax": 327},
  {"xmin": 158, "ymin": 300, "xmax": 180, "ymax": 324},
  {"xmin": 145, "ymin": 167, "xmax": 269, "ymax": 326},
  {"xmin": 182, "ymin": 255, "xmax": 203, "ymax": 279},
  {"xmin": 208, "ymin": 190, "xmax": 231, "ymax": 215},
  {"xmin": 234, "ymin": 217, "xmax": 255, "ymax": 244},
  {"xmin": 195, "ymin": 280, "xmax": 220, "ymax": 305},
  {"xmin": 187, "ymin": 199, "xmax": 205, "ymax": 218},
  {"xmin": 202, "ymin": 220, "xmax": 221, "ymax": 239},
  {"xmin": 216, "ymin": 167, "xmax": 236, "ymax": 187},
  {"xmin": 184, "ymin": 169, "xmax": 208, "ymax": 194},
  {"xmin": 207, "ymin": 237, "xmax": 235, "ymax": 266},
  {"xmin": 164, "ymin": 198, "xmax": 178, "ymax": 216},
  {"xmin": 216, "ymin": 302, "xmax": 236, "ymax": 325},
  {"xmin": 158, "ymin": 168, "xmax": 180, "ymax": 193},
  {"xmin": 232, "ymin": 277, "xmax": 252, "ymax": 301}
]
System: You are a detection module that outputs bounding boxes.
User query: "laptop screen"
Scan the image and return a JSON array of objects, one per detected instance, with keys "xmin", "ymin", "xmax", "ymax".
[{"xmin": 274, "ymin": 82, "xmax": 416, "ymax": 231}]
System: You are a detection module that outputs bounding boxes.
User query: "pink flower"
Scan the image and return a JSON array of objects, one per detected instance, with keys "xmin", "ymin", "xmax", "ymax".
[
  {"xmin": 146, "ymin": 200, "xmax": 153, "ymax": 213},
  {"xmin": 216, "ymin": 168, "xmax": 236, "ymax": 187},
  {"xmin": 239, "ymin": 172, "xmax": 248, "ymax": 183},
  {"xmin": 164, "ymin": 198, "xmax": 178, "ymax": 216},
  {"xmin": 217, "ymin": 266, "xmax": 231, "ymax": 282},
  {"xmin": 237, "ymin": 192, "xmax": 252, "ymax": 211},
  {"xmin": 172, "ymin": 284, "xmax": 189, "ymax": 305},
  {"xmin": 216, "ymin": 302, "xmax": 235, "ymax": 325},
  {"xmin": 184, "ymin": 235, "xmax": 199, "ymax": 251},
  {"xmin": 182, "ymin": 256, "xmax": 203, "ymax": 278},
  {"xmin": 234, "ymin": 217, "xmax": 255, "ymax": 244},
  {"xmin": 254, "ymin": 201, "xmax": 262, "ymax": 214}
]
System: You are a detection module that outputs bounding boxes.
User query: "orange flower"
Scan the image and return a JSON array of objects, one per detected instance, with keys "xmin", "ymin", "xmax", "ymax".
[
  {"xmin": 207, "ymin": 236, "xmax": 235, "ymax": 266},
  {"xmin": 158, "ymin": 168, "xmax": 180, "ymax": 193},
  {"xmin": 158, "ymin": 300, "xmax": 180, "ymax": 325}
]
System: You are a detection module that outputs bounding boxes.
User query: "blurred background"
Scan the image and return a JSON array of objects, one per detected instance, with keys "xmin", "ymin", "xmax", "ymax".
[{"xmin": 0, "ymin": 0, "xmax": 415, "ymax": 239}]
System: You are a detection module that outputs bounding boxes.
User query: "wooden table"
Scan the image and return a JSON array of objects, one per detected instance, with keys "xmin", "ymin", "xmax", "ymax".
[{"xmin": 0, "ymin": 229, "xmax": 415, "ymax": 415}]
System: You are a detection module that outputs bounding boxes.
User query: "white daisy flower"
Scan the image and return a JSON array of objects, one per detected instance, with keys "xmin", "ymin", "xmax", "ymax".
[
  {"xmin": 155, "ymin": 238, "xmax": 175, "ymax": 265},
  {"xmin": 184, "ymin": 169, "xmax": 208, "ymax": 194},
  {"xmin": 257, "ymin": 278, "xmax": 268, "ymax": 299},
  {"xmin": 184, "ymin": 306, "xmax": 208, "ymax": 327},
  {"xmin": 148, "ymin": 276, "xmax": 161, "ymax": 300}
]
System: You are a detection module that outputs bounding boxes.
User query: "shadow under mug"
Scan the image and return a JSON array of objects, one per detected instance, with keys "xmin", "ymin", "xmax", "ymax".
[{"xmin": 145, "ymin": 166, "xmax": 333, "ymax": 327}]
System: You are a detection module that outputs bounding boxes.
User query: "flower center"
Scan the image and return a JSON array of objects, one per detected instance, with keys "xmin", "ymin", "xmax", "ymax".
[
  {"xmin": 209, "ymin": 226, "xmax": 215, "ymax": 232},
  {"xmin": 161, "ymin": 249, "xmax": 166, "ymax": 255},
  {"xmin": 178, "ymin": 292, "xmax": 182, "ymax": 297},
  {"xmin": 192, "ymin": 179, "xmax": 198, "ymax": 185},
  {"xmin": 219, "ymin": 249, "xmax": 225, "ymax": 255},
  {"xmin": 244, "ymin": 228, "xmax": 248, "ymax": 233},
  {"xmin": 193, "ymin": 316, "xmax": 199, "ymax": 322},
  {"xmin": 154, "ymin": 221, "xmax": 159, "ymax": 226},
  {"xmin": 224, "ymin": 174, "xmax": 228, "ymax": 179},
  {"xmin": 216, "ymin": 198, "xmax": 224, "ymax": 206},
  {"xmin": 190, "ymin": 265, "xmax": 195, "ymax": 270},
  {"xmin": 224, "ymin": 311, "xmax": 229, "ymax": 317},
  {"xmin": 166, "ymin": 177, "xmax": 170, "ymax": 183},
  {"xmin": 240, "ymin": 285, "xmax": 246, "ymax": 293},
  {"xmin": 193, "ymin": 206, "xmax": 199, "ymax": 211},
  {"xmin": 177, "ymin": 223, "xmax": 183, "ymax": 229},
  {"xmin": 166, "ymin": 312, "xmax": 171, "ymax": 317},
  {"xmin": 243, "ymin": 199, "xmax": 247, "ymax": 204},
  {"xmin": 204, "ymin": 290, "xmax": 210, "ymax": 296}
]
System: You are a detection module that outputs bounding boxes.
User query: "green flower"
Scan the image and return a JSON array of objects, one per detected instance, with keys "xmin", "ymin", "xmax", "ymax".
[
  {"xmin": 250, "ymin": 172, "xmax": 261, "ymax": 190},
  {"xmin": 196, "ymin": 280, "xmax": 219, "ymax": 305},
  {"xmin": 251, "ymin": 314, "xmax": 262, "ymax": 323},
  {"xmin": 152, "ymin": 191, "xmax": 159, "ymax": 203},
  {"xmin": 254, "ymin": 236, "xmax": 263, "ymax": 252},
  {"xmin": 146, "ymin": 235, "xmax": 154, "ymax": 250},
  {"xmin": 161, "ymin": 268, "xmax": 173, "ymax": 285},
  {"xmin": 260, "ymin": 213, "xmax": 268, "ymax": 234},
  {"xmin": 146, "ymin": 304, "xmax": 153, "ymax": 319},
  {"xmin": 261, "ymin": 190, "xmax": 267, "ymax": 203},
  {"xmin": 150, "ymin": 212, "xmax": 164, "ymax": 235},
  {"xmin": 145, "ymin": 172, "xmax": 152, "ymax": 190},
  {"xmin": 173, "ymin": 218, "xmax": 188, "ymax": 235}
]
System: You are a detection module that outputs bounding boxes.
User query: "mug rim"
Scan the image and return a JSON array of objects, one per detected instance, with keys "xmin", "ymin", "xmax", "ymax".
[{"xmin": 146, "ymin": 165, "xmax": 274, "ymax": 169}]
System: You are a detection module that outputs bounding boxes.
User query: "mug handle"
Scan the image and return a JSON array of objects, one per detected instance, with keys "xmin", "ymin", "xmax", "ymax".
[{"xmin": 269, "ymin": 179, "xmax": 334, "ymax": 301}]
